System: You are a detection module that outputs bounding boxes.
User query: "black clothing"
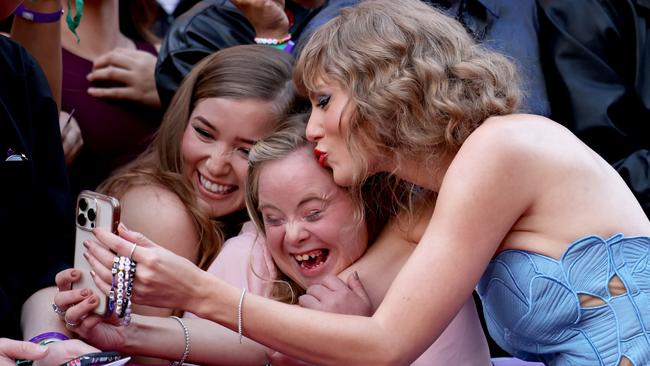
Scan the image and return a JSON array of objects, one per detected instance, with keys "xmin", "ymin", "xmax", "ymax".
[
  {"xmin": 0, "ymin": 37, "xmax": 74, "ymax": 338},
  {"xmin": 155, "ymin": 0, "xmax": 253, "ymax": 107},
  {"xmin": 152, "ymin": 0, "xmax": 202, "ymax": 39},
  {"xmin": 538, "ymin": 0, "xmax": 650, "ymax": 216},
  {"xmin": 155, "ymin": 0, "xmax": 359, "ymax": 108}
]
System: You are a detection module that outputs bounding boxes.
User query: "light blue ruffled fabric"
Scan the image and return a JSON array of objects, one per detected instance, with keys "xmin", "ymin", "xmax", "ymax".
[{"xmin": 477, "ymin": 234, "xmax": 650, "ymax": 365}]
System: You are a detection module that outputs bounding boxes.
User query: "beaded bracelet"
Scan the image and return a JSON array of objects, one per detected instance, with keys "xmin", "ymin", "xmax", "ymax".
[
  {"xmin": 254, "ymin": 34, "xmax": 292, "ymax": 45},
  {"xmin": 122, "ymin": 259, "xmax": 136, "ymax": 326},
  {"xmin": 238, "ymin": 288, "xmax": 247, "ymax": 344},
  {"xmin": 114, "ymin": 257, "xmax": 127, "ymax": 317},
  {"xmin": 170, "ymin": 316, "xmax": 190, "ymax": 366},
  {"xmin": 108, "ymin": 256, "xmax": 119, "ymax": 315},
  {"xmin": 119, "ymin": 256, "xmax": 132, "ymax": 318}
]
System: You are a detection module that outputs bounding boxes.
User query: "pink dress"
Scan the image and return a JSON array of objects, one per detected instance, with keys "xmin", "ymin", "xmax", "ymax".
[{"xmin": 190, "ymin": 222, "xmax": 492, "ymax": 365}]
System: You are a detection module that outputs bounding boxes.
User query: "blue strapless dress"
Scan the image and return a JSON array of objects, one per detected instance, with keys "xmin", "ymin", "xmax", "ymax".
[{"xmin": 476, "ymin": 234, "xmax": 650, "ymax": 365}]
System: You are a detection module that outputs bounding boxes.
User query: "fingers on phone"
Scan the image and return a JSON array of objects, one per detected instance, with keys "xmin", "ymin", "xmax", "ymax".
[
  {"xmin": 65, "ymin": 296, "xmax": 98, "ymax": 324},
  {"xmin": 86, "ymin": 238, "xmax": 116, "ymax": 265},
  {"xmin": 84, "ymin": 249, "xmax": 113, "ymax": 286},
  {"xmin": 55, "ymin": 268, "xmax": 80, "ymax": 291},
  {"xmin": 54, "ymin": 287, "xmax": 95, "ymax": 310},
  {"xmin": 92, "ymin": 228, "xmax": 125, "ymax": 254},
  {"xmin": 90, "ymin": 268, "xmax": 112, "ymax": 295}
]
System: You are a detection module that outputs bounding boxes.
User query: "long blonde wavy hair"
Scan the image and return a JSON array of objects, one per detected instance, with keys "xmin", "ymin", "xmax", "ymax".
[
  {"xmin": 294, "ymin": 0, "xmax": 521, "ymax": 184},
  {"xmin": 99, "ymin": 45, "xmax": 300, "ymax": 270}
]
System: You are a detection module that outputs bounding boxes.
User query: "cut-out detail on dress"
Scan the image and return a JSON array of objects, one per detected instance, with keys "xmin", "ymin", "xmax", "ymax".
[
  {"xmin": 609, "ymin": 274, "xmax": 627, "ymax": 296},
  {"xmin": 578, "ymin": 275, "xmax": 627, "ymax": 308},
  {"xmin": 477, "ymin": 235, "xmax": 650, "ymax": 365},
  {"xmin": 619, "ymin": 355, "xmax": 632, "ymax": 366},
  {"xmin": 578, "ymin": 293, "xmax": 606, "ymax": 308}
]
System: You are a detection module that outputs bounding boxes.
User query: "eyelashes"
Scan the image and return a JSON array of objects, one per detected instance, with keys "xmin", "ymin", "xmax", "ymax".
[{"xmin": 316, "ymin": 95, "xmax": 331, "ymax": 108}]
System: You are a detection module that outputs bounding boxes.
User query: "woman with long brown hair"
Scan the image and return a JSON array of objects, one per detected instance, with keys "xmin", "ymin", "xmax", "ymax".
[{"xmin": 68, "ymin": 44, "xmax": 299, "ymax": 363}]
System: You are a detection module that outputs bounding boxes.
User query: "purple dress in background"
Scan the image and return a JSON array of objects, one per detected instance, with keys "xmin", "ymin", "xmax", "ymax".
[{"xmin": 62, "ymin": 41, "xmax": 162, "ymax": 198}]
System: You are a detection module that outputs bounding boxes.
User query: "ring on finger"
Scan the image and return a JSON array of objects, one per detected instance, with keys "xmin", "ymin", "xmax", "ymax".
[
  {"xmin": 52, "ymin": 302, "xmax": 65, "ymax": 316},
  {"xmin": 64, "ymin": 318, "xmax": 78, "ymax": 328},
  {"xmin": 128, "ymin": 242, "xmax": 137, "ymax": 260}
]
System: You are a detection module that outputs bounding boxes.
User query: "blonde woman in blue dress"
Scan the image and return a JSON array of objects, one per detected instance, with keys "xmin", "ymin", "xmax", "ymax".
[{"xmin": 80, "ymin": 0, "xmax": 650, "ymax": 364}]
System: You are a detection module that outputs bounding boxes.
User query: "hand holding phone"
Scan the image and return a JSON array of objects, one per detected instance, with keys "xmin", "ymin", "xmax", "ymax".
[{"xmin": 73, "ymin": 191, "xmax": 121, "ymax": 316}]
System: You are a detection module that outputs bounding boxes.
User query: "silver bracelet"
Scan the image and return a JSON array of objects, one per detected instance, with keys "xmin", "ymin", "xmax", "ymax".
[
  {"xmin": 170, "ymin": 316, "xmax": 190, "ymax": 365},
  {"xmin": 238, "ymin": 288, "xmax": 247, "ymax": 344}
]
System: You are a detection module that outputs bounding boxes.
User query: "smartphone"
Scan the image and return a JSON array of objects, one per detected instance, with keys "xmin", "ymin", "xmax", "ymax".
[{"xmin": 73, "ymin": 190, "xmax": 121, "ymax": 316}]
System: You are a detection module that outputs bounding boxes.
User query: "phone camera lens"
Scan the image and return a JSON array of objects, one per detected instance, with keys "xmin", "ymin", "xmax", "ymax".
[
  {"xmin": 77, "ymin": 213, "xmax": 87, "ymax": 226},
  {"xmin": 79, "ymin": 198, "xmax": 88, "ymax": 211},
  {"xmin": 87, "ymin": 208, "xmax": 96, "ymax": 222}
]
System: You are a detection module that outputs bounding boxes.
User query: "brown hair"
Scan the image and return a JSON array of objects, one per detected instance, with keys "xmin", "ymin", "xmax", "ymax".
[
  {"xmin": 294, "ymin": 0, "xmax": 520, "ymax": 179},
  {"xmin": 99, "ymin": 45, "xmax": 300, "ymax": 271}
]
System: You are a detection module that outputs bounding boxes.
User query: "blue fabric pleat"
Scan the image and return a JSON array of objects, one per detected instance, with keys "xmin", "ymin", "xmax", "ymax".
[{"xmin": 477, "ymin": 235, "xmax": 650, "ymax": 365}]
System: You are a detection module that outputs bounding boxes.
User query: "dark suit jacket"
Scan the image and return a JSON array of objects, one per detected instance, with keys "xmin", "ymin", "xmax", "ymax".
[
  {"xmin": 0, "ymin": 36, "xmax": 74, "ymax": 339},
  {"xmin": 539, "ymin": 0, "xmax": 650, "ymax": 216}
]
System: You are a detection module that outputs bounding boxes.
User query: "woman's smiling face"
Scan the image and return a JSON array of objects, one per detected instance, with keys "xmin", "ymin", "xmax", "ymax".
[
  {"xmin": 181, "ymin": 97, "xmax": 276, "ymax": 218},
  {"xmin": 257, "ymin": 146, "xmax": 368, "ymax": 288}
]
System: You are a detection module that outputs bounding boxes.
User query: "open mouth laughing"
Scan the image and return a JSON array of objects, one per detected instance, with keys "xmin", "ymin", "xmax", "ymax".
[{"xmin": 293, "ymin": 248, "xmax": 330, "ymax": 271}]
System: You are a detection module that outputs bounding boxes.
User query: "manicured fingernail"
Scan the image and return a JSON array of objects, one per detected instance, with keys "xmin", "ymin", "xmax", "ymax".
[
  {"xmin": 71, "ymin": 270, "xmax": 79, "ymax": 278},
  {"xmin": 88, "ymin": 296, "xmax": 97, "ymax": 304},
  {"xmin": 81, "ymin": 289, "xmax": 89, "ymax": 296},
  {"xmin": 90, "ymin": 270, "xmax": 96, "ymax": 277},
  {"xmin": 83, "ymin": 240, "xmax": 90, "ymax": 248},
  {"xmin": 83, "ymin": 252, "xmax": 89, "ymax": 260},
  {"xmin": 353, "ymin": 271, "xmax": 360, "ymax": 280}
]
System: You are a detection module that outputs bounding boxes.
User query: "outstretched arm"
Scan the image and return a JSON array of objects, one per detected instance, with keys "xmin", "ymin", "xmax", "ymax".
[
  {"xmin": 54, "ymin": 269, "xmax": 271, "ymax": 365},
  {"xmin": 86, "ymin": 122, "xmax": 540, "ymax": 364}
]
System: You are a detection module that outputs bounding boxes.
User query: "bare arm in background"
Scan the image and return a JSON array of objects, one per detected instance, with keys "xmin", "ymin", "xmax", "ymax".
[{"xmin": 11, "ymin": 0, "xmax": 62, "ymax": 107}]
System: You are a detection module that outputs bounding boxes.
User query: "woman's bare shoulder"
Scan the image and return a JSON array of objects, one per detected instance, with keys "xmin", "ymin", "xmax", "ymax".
[
  {"xmin": 453, "ymin": 114, "xmax": 572, "ymax": 182},
  {"xmin": 120, "ymin": 183, "xmax": 199, "ymax": 258},
  {"xmin": 468, "ymin": 114, "xmax": 562, "ymax": 151},
  {"xmin": 120, "ymin": 183, "xmax": 189, "ymax": 217}
]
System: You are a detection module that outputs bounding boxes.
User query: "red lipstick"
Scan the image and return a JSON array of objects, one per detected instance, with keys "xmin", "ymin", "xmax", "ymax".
[{"xmin": 314, "ymin": 149, "xmax": 328, "ymax": 168}]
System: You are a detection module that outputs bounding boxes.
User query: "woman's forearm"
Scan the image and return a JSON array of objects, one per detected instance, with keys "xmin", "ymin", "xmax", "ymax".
[
  {"xmin": 125, "ymin": 314, "xmax": 269, "ymax": 365},
  {"xmin": 21, "ymin": 286, "xmax": 72, "ymax": 340},
  {"xmin": 192, "ymin": 275, "xmax": 400, "ymax": 366}
]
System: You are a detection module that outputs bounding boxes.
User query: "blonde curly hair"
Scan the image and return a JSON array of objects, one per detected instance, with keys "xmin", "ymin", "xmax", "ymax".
[{"xmin": 294, "ymin": 0, "xmax": 521, "ymax": 178}]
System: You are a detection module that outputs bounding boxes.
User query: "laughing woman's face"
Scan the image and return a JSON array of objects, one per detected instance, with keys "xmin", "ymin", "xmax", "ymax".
[{"xmin": 257, "ymin": 146, "xmax": 368, "ymax": 288}]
